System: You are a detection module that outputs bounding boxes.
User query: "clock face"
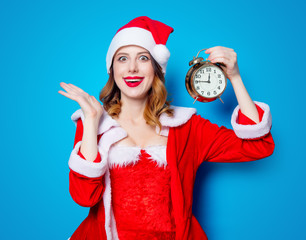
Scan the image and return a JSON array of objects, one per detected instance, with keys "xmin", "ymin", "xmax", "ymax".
[{"xmin": 193, "ymin": 65, "xmax": 226, "ymax": 98}]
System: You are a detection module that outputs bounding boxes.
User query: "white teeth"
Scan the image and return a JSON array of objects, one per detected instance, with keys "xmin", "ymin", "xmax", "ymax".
[{"xmin": 125, "ymin": 79, "xmax": 142, "ymax": 82}]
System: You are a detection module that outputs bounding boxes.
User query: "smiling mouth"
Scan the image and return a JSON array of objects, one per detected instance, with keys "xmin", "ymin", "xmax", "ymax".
[{"xmin": 123, "ymin": 77, "xmax": 144, "ymax": 87}]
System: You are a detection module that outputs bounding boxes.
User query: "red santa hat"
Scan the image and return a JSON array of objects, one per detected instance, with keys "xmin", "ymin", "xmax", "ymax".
[{"xmin": 106, "ymin": 16, "xmax": 174, "ymax": 74}]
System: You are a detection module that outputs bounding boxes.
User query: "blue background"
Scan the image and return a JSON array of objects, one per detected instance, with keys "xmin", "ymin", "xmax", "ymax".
[{"xmin": 1, "ymin": 0, "xmax": 305, "ymax": 239}]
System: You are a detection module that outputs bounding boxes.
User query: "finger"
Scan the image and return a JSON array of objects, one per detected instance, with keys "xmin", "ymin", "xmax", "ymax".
[
  {"xmin": 205, "ymin": 47, "xmax": 234, "ymax": 59},
  {"xmin": 207, "ymin": 46, "xmax": 234, "ymax": 52},
  {"xmin": 207, "ymin": 51, "xmax": 224, "ymax": 61},
  {"xmin": 205, "ymin": 46, "xmax": 219, "ymax": 54},
  {"xmin": 210, "ymin": 57, "xmax": 231, "ymax": 67},
  {"xmin": 59, "ymin": 84, "xmax": 82, "ymax": 100},
  {"xmin": 60, "ymin": 83, "xmax": 81, "ymax": 95},
  {"xmin": 68, "ymin": 83, "xmax": 85, "ymax": 93},
  {"xmin": 207, "ymin": 50, "xmax": 232, "ymax": 62},
  {"xmin": 205, "ymin": 46, "xmax": 225, "ymax": 54},
  {"xmin": 210, "ymin": 51, "xmax": 237, "ymax": 66},
  {"xmin": 60, "ymin": 82, "xmax": 73, "ymax": 89},
  {"xmin": 58, "ymin": 90, "xmax": 77, "ymax": 100},
  {"xmin": 60, "ymin": 82, "xmax": 74, "ymax": 92},
  {"xmin": 207, "ymin": 47, "xmax": 234, "ymax": 61}
]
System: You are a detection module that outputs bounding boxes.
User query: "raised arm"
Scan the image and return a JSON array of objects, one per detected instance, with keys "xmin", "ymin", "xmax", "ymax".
[
  {"xmin": 59, "ymin": 83, "xmax": 105, "ymax": 207},
  {"xmin": 205, "ymin": 46, "xmax": 259, "ymax": 123},
  {"xmin": 59, "ymin": 82, "xmax": 103, "ymax": 161}
]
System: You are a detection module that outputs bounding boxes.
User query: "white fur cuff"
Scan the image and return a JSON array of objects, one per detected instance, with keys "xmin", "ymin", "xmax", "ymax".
[
  {"xmin": 231, "ymin": 101, "xmax": 272, "ymax": 139},
  {"xmin": 68, "ymin": 141, "xmax": 107, "ymax": 178}
]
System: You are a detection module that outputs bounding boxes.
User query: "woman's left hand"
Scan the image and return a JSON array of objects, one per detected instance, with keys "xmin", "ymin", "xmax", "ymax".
[{"xmin": 205, "ymin": 46, "xmax": 240, "ymax": 82}]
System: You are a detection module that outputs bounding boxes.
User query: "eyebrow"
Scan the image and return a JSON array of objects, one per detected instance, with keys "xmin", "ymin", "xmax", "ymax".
[{"xmin": 116, "ymin": 51, "xmax": 150, "ymax": 56}]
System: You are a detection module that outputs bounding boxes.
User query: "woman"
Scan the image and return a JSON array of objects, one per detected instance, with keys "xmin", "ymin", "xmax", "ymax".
[{"xmin": 59, "ymin": 16, "xmax": 274, "ymax": 240}]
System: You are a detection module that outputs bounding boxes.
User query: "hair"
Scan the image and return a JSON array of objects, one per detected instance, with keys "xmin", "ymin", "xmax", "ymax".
[{"xmin": 99, "ymin": 55, "xmax": 173, "ymax": 130}]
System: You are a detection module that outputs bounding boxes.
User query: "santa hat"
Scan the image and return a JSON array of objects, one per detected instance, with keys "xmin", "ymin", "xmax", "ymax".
[{"xmin": 106, "ymin": 16, "xmax": 174, "ymax": 74}]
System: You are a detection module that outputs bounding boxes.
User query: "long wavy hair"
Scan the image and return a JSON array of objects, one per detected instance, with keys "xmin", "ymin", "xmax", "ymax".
[{"xmin": 99, "ymin": 56, "xmax": 173, "ymax": 130}]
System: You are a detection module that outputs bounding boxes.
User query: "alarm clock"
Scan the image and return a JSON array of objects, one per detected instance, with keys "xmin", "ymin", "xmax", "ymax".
[{"xmin": 185, "ymin": 49, "xmax": 228, "ymax": 103}]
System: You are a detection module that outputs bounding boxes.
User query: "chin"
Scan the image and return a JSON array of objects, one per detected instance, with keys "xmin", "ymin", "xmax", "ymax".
[{"xmin": 123, "ymin": 92, "xmax": 149, "ymax": 101}]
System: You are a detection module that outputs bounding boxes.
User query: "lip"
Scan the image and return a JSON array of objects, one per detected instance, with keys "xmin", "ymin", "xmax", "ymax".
[{"xmin": 123, "ymin": 76, "xmax": 144, "ymax": 87}]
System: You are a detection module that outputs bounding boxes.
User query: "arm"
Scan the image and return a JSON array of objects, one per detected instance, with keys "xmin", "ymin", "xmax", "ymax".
[
  {"xmin": 193, "ymin": 102, "xmax": 274, "ymax": 167},
  {"xmin": 58, "ymin": 82, "xmax": 106, "ymax": 207},
  {"xmin": 69, "ymin": 119, "xmax": 105, "ymax": 207},
  {"xmin": 205, "ymin": 46, "xmax": 259, "ymax": 123},
  {"xmin": 231, "ymin": 75, "xmax": 259, "ymax": 123},
  {"xmin": 74, "ymin": 118, "xmax": 102, "ymax": 163}
]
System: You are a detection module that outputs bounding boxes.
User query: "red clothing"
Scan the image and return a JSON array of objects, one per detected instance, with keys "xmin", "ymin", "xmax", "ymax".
[
  {"xmin": 111, "ymin": 148, "xmax": 176, "ymax": 239},
  {"xmin": 68, "ymin": 103, "xmax": 275, "ymax": 240}
]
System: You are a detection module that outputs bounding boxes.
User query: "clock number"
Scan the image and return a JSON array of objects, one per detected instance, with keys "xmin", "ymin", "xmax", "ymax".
[
  {"xmin": 207, "ymin": 91, "xmax": 210, "ymax": 96},
  {"xmin": 195, "ymin": 80, "xmax": 198, "ymax": 84},
  {"xmin": 200, "ymin": 70, "xmax": 205, "ymax": 74},
  {"xmin": 218, "ymin": 74, "xmax": 221, "ymax": 78},
  {"xmin": 217, "ymin": 86, "xmax": 221, "ymax": 90},
  {"xmin": 206, "ymin": 68, "xmax": 211, "ymax": 72},
  {"xmin": 213, "ymin": 91, "xmax": 217, "ymax": 95},
  {"xmin": 214, "ymin": 69, "xmax": 216, "ymax": 73},
  {"xmin": 196, "ymin": 86, "xmax": 200, "ymax": 90},
  {"xmin": 195, "ymin": 74, "xmax": 201, "ymax": 78},
  {"xmin": 219, "ymin": 80, "xmax": 222, "ymax": 84},
  {"xmin": 201, "ymin": 91, "xmax": 204, "ymax": 95}
]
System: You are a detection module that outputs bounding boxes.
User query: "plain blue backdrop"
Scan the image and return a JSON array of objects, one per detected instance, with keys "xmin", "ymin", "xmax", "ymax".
[{"xmin": 1, "ymin": 0, "xmax": 305, "ymax": 239}]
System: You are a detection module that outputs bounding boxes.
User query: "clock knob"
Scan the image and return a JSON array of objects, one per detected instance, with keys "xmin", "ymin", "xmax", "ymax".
[{"xmin": 189, "ymin": 57, "xmax": 204, "ymax": 66}]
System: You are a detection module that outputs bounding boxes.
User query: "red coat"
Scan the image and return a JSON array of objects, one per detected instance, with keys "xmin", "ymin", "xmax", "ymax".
[{"xmin": 68, "ymin": 102, "xmax": 275, "ymax": 240}]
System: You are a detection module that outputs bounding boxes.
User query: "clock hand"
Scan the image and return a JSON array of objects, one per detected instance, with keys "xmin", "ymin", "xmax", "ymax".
[{"xmin": 208, "ymin": 73, "xmax": 211, "ymax": 83}]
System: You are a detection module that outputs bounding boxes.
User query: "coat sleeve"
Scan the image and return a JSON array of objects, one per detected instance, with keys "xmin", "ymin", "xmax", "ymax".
[
  {"xmin": 68, "ymin": 119, "xmax": 106, "ymax": 207},
  {"xmin": 192, "ymin": 101, "xmax": 275, "ymax": 166}
]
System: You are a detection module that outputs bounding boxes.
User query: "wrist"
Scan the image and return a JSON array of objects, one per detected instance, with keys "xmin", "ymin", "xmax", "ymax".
[
  {"xmin": 83, "ymin": 117, "xmax": 100, "ymax": 131},
  {"xmin": 229, "ymin": 74, "xmax": 243, "ymax": 86},
  {"xmin": 84, "ymin": 113, "xmax": 101, "ymax": 123}
]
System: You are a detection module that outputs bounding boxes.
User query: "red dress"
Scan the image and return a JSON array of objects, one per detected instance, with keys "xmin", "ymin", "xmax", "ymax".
[{"xmin": 109, "ymin": 145, "xmax": 176, "ymax": 239}]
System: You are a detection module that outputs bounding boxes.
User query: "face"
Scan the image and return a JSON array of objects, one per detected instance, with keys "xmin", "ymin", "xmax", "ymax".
[{"xmin": 112, "ymin": 45, "xmax": 155, "ymax": 101}]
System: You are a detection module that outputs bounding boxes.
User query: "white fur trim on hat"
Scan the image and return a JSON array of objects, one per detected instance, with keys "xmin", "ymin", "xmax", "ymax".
[
  {"xmin": 106, "ymin": 27, "xmax": 170, "ymax": 74},
  {"xmin": 231, "ymin": 101, "xmax": 272, "ymax": 139},
  {"xmin": 152, "ymin": 44, "xmax": 170, "ymax": 65}
]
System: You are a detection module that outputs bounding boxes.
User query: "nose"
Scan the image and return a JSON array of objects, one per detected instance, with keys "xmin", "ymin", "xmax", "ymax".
[{"xmin": 128, "ymin": 59, "xmax": 138, "ymax": 73}]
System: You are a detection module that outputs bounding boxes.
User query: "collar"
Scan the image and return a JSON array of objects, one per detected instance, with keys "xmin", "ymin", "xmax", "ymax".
[{"xmin": 71, "ymin": 105, "xmax": 197, "ymax": 135}]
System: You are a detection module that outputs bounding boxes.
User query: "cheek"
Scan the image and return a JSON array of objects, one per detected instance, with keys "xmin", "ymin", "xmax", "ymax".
[
  {"xmin": 145, "ymin": 64, "xmax": 155, "ymax": 78},
  {"xmin": 113, "ymin": 65, "xmax": 124, "ymax": 80}
]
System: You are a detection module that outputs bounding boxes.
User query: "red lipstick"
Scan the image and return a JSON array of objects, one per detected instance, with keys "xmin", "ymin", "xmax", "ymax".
[{"xmin": 123, "ymin": 76, "xmax": 144, "ymax": 87}]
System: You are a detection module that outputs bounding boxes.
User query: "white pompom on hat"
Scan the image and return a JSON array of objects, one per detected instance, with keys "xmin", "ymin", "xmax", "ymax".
[{"xmin": 106, "ymin": 16, "xmax": 174, "ymax": 74}]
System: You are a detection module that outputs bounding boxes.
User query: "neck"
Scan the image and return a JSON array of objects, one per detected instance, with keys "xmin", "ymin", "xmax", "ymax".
[{"xmin": 119, "ymin": 96, "xmax": 148, "ymax": 122}]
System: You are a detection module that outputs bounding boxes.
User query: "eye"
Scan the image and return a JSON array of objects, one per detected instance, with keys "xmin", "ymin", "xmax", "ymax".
[
  {"xmin": 118, "ymin": 56, "xmax": 128, "ymax": 61},
  {"xmin": 139, "ymin": 55, "xmax": 150, "ymax": 61}
]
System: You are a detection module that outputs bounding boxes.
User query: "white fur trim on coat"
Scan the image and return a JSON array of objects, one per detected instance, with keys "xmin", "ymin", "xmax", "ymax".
[
  {"xmin": 68, "ymin": 141, "xmax": 107, "ymax": 178},
  {"xmin": 145, "ymin": 145, "xmax": 167, "ymax": 168},
  {"xmin": 231, "ymin": 101, "xmax": 272, "ymax": 139},
  {"xmin": 157, "ymin": 106, "xmax": 197, "ymax": 135},
  {"xmin": 108, "ymin": 145, "xmax": 167, "ymax": 169}
]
